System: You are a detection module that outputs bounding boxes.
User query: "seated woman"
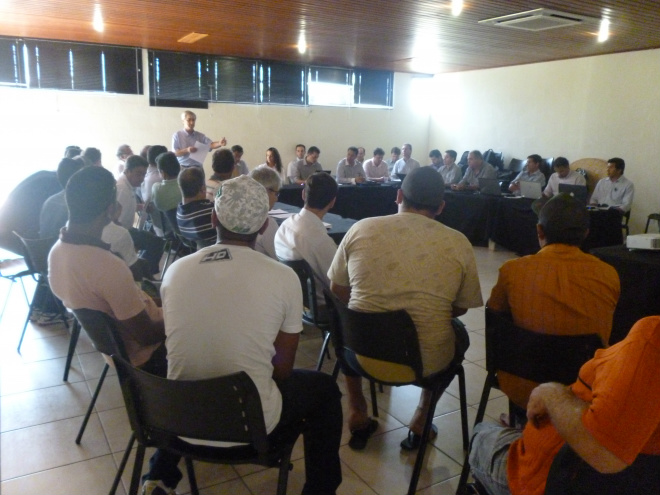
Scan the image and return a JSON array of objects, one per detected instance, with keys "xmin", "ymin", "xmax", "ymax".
[
  {"xmin": 256, "ymin": 147, "xmax": 287, "ymax": 184},
  {"xmin": 205, "ymin": 149, "xmax": 236, "ymax": 201}
]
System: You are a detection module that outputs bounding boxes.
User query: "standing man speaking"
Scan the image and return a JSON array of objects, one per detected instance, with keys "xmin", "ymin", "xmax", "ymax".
[{"xmin": 172, "ymin": 110, "xmax": 227, "ymax": 169}]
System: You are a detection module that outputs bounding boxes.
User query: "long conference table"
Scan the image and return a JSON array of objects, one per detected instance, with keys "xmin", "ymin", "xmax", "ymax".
[{"xmin": 279, "ymin": 184, "xmax": 622, "ymax": 254}]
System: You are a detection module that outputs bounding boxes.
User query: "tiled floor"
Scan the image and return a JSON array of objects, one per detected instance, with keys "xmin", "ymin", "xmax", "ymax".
[{"xmin": 1, "ymin": 246, "xmax": 518, "ymax": 495}]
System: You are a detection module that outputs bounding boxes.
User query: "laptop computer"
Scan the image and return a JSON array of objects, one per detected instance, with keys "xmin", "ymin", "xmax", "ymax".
[
  {"xmin": 558, "ymin": 183, "xmax": 588, "ymax": 205},
  {"xmin": 396, "ymin": 173, "xmax": 407, "ymax": 181},
  {"xmin": 478, "ymin": 178, "xmax": 502, "ymax": 196},
  {"xmin": 519, "ymin": 181, "xmax": 543, "ymax": 199}
]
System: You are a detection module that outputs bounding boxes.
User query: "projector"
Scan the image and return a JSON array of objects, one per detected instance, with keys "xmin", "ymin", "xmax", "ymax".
[{"xmin": 626, "ymin": 234, "xmax": 660, "ymax": 250}]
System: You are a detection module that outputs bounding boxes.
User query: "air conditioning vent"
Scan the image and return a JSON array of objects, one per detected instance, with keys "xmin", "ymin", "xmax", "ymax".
[{"xmin": 479, "ymin": 8, "xmax": 599, "ymax": 32}]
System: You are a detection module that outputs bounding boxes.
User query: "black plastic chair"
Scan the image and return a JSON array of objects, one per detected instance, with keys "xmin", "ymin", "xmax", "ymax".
[
  {"xmin": 541, "ymin": 157, "xmax": 554, "ymax": 181},
  {"xmin": 645, "ymin": 213, "xmax": 660, "ymax": 233},
  {"xmin": 161, "ymin": 208, "xmax": 195, "ymax": 275},
  {"xmin": 324, "ymin": 289, "xmax": 469, "ymax": 495},
  {"xmin": 545, "ymin": 443, "xmax": 660, "ymax": 495},
  {"xmin": 0, "ymin": 256, "xmax": 32, "ymax": 324},
  {"xmin": 13, "ymin": 233, "xmax": 70, "ymax": 354},
  {"xmin": 113, "ymin": 355, "xmax": 297, "ymax": 495},
  {"xmin": 456, "ymin": 307, "xmax": 603, "ymax": 494},
  {"xmin": 458, "ymin": 150, "xmax": 470, "ymax": 175},
  {"xmin": 621, "ymin": 209, "xmax": 631, "ymax": 237},
  {"xmin": 279, "ymin": 258, "xmax": 331, "ymax": 370}
]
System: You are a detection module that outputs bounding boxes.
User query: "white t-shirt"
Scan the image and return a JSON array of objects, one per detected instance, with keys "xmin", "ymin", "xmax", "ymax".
[
  {"xmin": 102, "ymin": 222, "xmax": 138, "ymax": 267},
  {"xmin": 161, "ymin": 244, "xmax": 303, "ymax": 433},
  {"xmin": 543, "ymin": 170, "xmax": 586, "ymax": 197},
  {"xmin": 255, "ymin": 216, "xmax": 279, "ymax": 260},
  {"xmin": 274, "ymin": 208, "xmax": 337, "ymax": 305},
  {"xmin": 328, "ymin": 213, "xmax": 483, "ymax": 375}
]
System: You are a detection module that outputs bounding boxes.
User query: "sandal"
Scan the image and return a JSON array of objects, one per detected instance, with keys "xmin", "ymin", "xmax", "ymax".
[
  {"xmin": 400, "ymin": 424, "xmax": 438, "ymax": 451},
  {"xmin": 348, "ymin": 419, "xmax": 378, "ymax": 450}
]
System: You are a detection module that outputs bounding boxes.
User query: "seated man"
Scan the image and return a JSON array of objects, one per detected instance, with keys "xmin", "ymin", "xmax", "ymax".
[
  {"xmin": 231, "ymin": 144, "xmax": 250, "ymax": 175},
  {"xmin": 141, "ymin": 145, "xmax": 168, "ymax": 236},
  {"xmin": 453, "ymin": 150, "xmax": 497, "ymax": 191},
  {"xmin": 115, "ymin": 144, "xmax": 133, "ymax": 178},
  {"xmin": 589, "ymin": 157, "xmax": 634, "ymax": 213},
  {"xmin": 468, "ymin": 315, "xmax": 660, "ymax": 495},
  {"xmin": 151, "ymin": 152, "xmax": 182, "ymax": 213},
  {"xmin": 509, "ymin": 154, "xmax": 546, "ymax": 195},
  {"xmin": 48, "ymin": 166, "xmax": 166, "ymax": 376},
  {"xmin": 176, "ymin": 167, "xmax": 216, "ymax": 249},
  {"xmin": 542, "ymin": 157, "xmax": 586, "ymax": 198},
  {"xmin": 438, "ymin": 149, "xmax": 463, "ymax": 186},
  {"xmin": 292, "ymin": 146, "xmax": 323, "ymax": 185},
  {"xmin": 328, "ymin": 167, "xmax": 483, "ymax": 450},
  {"xmin": 336, "ymin": 146, "xmax": 366, "ymax": 184},
  {"xmin": 386, "ymin": 146, "xmax": 401, "ymax": 175},
  {"xmin": 275, "ymin": 172, "xmax": 338, "ymax": 312},
  {"xmin": 286, "ymin": 144, "xmax": 306, "ymax": 183},
  {"xmin": 143, "ymin": 175, "xmax": 342, "ymax": 495},
  {"xmin": 205, "ymin": 148, "xmax": 236, "ymax": 201},
  {"xmin": 488, "ymin": 194, "xmax": 620, "ymax": 415},
  {"xmin": 117, "ymin": 155, "xmax": 165, "ymax": 275},
  {"xmin": 390, "ymin": 143, "xmax": 420, "ymax": 180},
  {"xmin": 362, "ymin": 147, "xmax": 390, "ymax": 181},
  {"xmin": 250, "ymin": 166, "xmax": 282, "ymax": 260}
]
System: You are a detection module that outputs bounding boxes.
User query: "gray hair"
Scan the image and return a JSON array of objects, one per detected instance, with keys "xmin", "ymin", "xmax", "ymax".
[{"xmin": 250, "ymin": 166, "xmax": 282, "ymax": 191}]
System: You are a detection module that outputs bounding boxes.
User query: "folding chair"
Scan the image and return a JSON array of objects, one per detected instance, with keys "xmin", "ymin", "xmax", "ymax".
[
  {"xmin": 0, "ymin": 255, "xmax": 32, "ymax": 324},
  {"xmin": 324, "ymin": 289, "xmax": 469, "ymax": 495},
  {"xmin": 71, "ymin": 308, "xmax": 131, "ymax": 495},
  {"xmin": 279, "ymin": 258, "xmax": 331, "ymax": 370},
  {"xmin": 13, "ymin": 233, "xmax": 70, "ymax": 354},
  {"xmin": 455, "ymin": 307, "xmax": 603, "ymax": 494},
  {"xmin": 113, "ymin": 355, "xmax": 297, "ymax": 495}
]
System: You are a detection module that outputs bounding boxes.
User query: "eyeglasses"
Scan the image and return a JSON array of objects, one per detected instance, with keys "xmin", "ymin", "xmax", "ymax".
[{"xmin": 268, "ymin": 188, "xmax": 280, "ymax": 198}]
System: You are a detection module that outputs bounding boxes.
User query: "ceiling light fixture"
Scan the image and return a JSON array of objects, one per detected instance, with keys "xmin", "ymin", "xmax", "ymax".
[
  {"xmin": 298, "ymin": 33, "xmax": 307, "ymax": 54},
  {"xmin": 92, "ymin": 4, "xmax": 104, "ymax": 33},
  {"xmin": 598, "ymin": 18, "xmax": 610, "ymax": 42},
  {"xmin": 452, "ymin": 0, "xmax": 463, "ymax": 17},
  {"xmin": 177, "ymin": 32, "xmax": 208, "ymax": 44}
]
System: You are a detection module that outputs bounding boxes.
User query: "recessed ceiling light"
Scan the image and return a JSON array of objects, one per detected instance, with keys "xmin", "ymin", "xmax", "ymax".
[
  {"xmin": 93, "ymin": 4, "xmax": 104, "ymax": 33},
  {"xmin": 452, "ymin": 0, "xmax": 463, "ymax": 17},
  {"xmin": 177, "ymin": 32, "xmax": 208, "ymax": 44},
  {"xmin": 598, "ymin": 18, "xmax": 610, "ymax": 42},
  {"xmin": 298, "ymin": 33, "xmax": 307, "ymax": 54}
]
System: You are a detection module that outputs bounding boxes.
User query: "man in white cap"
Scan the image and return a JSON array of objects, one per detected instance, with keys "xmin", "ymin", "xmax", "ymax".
[
  {"xmin": 328, "ymin": 166, "xmax": 483, "ymax": 451},
  {"xmin": 142, "ymin": 175, "xmax": 343, "ymax": 495}
]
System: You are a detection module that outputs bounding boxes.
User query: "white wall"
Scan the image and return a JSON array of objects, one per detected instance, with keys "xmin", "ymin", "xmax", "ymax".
[
  {"xmin": 0, "ymin": 70, "xmax": 429, "ymax": 198},
  {"xmin": 429, "ymin": 48, "xmax": 660, "ymax": 234}
]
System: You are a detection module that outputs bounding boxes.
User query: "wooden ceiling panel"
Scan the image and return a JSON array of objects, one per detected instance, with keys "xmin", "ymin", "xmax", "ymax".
[{"xmin": 1, "ymin": 1, "xmax": 660, "ymax": 74}]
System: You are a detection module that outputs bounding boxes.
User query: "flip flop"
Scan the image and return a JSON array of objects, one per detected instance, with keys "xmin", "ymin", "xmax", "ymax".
[
  {"xmin": 400, "ymin": 423, "xmax": 438, "ymax": 451},
  {"xmin": 348, "ymin": 419, "xmax": 378, "ymax": 450}
]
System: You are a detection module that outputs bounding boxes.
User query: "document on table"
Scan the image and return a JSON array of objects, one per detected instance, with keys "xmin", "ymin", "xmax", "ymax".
[
  {"xmin": 189, "ymin": 141, "xmax": 210, "ymax": 165},
  {"xmin": 269, "ymin": 209, "xmax": 294, "ymax": 219}
]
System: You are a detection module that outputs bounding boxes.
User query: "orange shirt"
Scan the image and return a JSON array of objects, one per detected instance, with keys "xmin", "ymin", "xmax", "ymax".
[
  {"xmin": 507, "ymin": 316, "xmax": 660, "ymax": 495},
  {"xmin": 488, "ymin": 243, "xmax": 620, "ymax": 407}
]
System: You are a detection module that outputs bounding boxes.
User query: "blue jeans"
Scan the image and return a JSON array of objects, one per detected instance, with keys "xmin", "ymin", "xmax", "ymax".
[
  {"xmin": 144, "ymin": 369, "xmax": 343, "ymax": 494},
  {"xmin": 468, "ymin": 422, "xmax": 522, "ymax": 495}
]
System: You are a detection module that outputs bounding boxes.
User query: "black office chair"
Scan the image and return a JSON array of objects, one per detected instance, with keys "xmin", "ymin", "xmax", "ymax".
[
  {"xmin": 455, "ymin": 307, "xmax": 603, "ymax": 494},
  {"xmin": 645, "ymin": 213, "xmax": 660, "ymax": 233},
  {"xmin": 279, "ymin": 258, "xmax": 332, "ymax": 370},
  {"xmin": 113, "ymin": 355, "xmax": 297, "ymax": 495},
  {"xmin": 324, "ymin": 289, "xmax": 469, "ymax": 495},
  {"xmin": 458, "ymin": 150, "xmax": 470, "ymax": 175},
  {"xmin": 70, "ymin": 308, "xmax": 133, "ymax": 495},
  {"xmin": 161, "ymin": 208, "xmax": 195, "ymax": 275},
  {"xmin": 541, "ymin": 158, "xmax": 554, "ymax": 181},
  {"xmin": 621, "ymin": 209, "xmax": 631, "ymax": 237},
  {"xmin": 13, "ymin": 233, "xmax": 71, "ymax": 354},
  {"xmin": 545, "ymin": 443, "xmax": 660, "ymax": 495}
]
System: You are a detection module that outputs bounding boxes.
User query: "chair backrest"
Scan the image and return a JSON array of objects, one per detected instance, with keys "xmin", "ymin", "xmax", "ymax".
[
  {"xmin": 324, "ymin": 288, "xmax": 422, "ymax": 385},
  {"xmin": 112, "ymin": 355, "xmax": 270, "ymax": 456},
  {"xmin": 163, "ymin": 208, "xmax": 182, "ymax": 236},
  {"xmin": 458, "ymin": 150, "xmax": 469, "ymax": 167},
  {"xmin": 545, "ymin": 443, "xmax": 660, "ymax": 495},
  {"xmin": 540, "ymin": 158, "xmax": 554, "ymax": 181},
  {"xmin": 485, "ymin": 307, "xmax": 603, "ymax": 385},
  {"xmin": 13, "ymin": 232, "xmax": 57, "ymax": 275},
  {"xmin": 645, "ymin": 213, "xmax": 660, "ymax": 233},
  {"xmin": 279, "ymin": 258, "xmax": 319, "ymax": 324},
  {"xmin": 71, "ymin": 308, "xmax": 129, "ymax": 360},
  {"xmin": 505, "ymin": 158, "xmax": 524, "ymax": 173}
]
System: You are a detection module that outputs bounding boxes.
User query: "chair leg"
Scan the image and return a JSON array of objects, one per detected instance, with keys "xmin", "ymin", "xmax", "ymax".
[
  {"xmin": 63, "ymin": 318, "xmax": 81, "ymax": 381},
  {"xmin": 110, "ymin": 432, "xmax": 136, "ymax": 495},
  {"xmin": 184, "ymin": 458, "xmax": 199, "ymax": 495},
  {"xmin": 17, "ymin": 285, "xmax": 40, "ymax": 353},
  {"xmin": 473, "ymin": 372, "xmax": 494, "ymax": 426},
  {"xmin": 129, "ymin": 443, "xmax": 146, "ymax": 495},
  {"xmin": 369, "ymin": 380, "xmax": 379, "ymax": 418},
  {"xmin": 276, "ymin": 448, "xmax": 293, "ymax": 495},
  {"xmin": 331, "ymin": 359, "xmax": 341, "ymax": 380},
  {"xmin": 316, "ymin": 331, "xmax": 332, "ymax": 371},
  {"xmin": 407, "ymin": 386, "xmax": 442, "ymax": 495},
  {"xmin": 76, "ymin": 363, "xmax": 109, "ymax": 444},
  {"xmin": 457, "ymin": 366, "xmax": 469, "ymax": 452},
  {"xmin": 456, "ymin": 454, "xmax": 473, "ymax": 495}
]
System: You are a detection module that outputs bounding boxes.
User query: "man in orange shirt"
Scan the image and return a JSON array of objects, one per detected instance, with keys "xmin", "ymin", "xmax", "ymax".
[
  {"xmin": 488, "ymin": 194, "xmax": 620, "ymax": 415},
  {"xmin": 467, "ymin": 315, "xmax": 660, "ymax": 495}
]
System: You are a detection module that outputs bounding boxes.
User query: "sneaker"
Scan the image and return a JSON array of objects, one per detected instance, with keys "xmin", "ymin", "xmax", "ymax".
[
  {"xmin": 31, "ymin": 312, "xmax": 63, "ymax": 326},
  {"xmin": 141, "ymin": 480, "xmax": 177, "ymax": 495}
]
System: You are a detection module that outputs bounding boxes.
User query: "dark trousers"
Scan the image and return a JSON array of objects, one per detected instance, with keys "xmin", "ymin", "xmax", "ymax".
[
  {"xmin": 145, "ymin": 369, "xmax": 343, "ymax": 494},
  {"xmin": 128, "ymin": 228, "xmax": 164, "ymax": 275}
]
